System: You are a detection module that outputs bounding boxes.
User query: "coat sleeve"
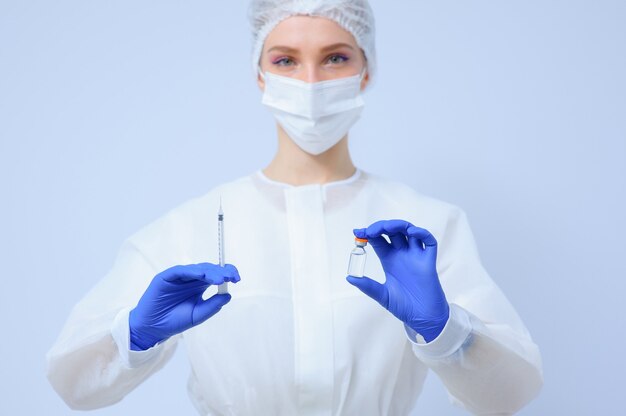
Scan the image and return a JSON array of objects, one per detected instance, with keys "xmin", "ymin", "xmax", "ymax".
[
  {"xmin": 45, "ymin": 239, "xmax": 178, "ymax": 410},
  {"xmin": 404, "ymin": 207, "xmax": 543, "ymax": 415}
]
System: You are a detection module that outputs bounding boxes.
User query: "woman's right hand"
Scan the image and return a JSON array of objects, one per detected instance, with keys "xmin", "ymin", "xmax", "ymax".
[{"xmin": 129, "ymin": 263, "xmax": 241, "ymax": 351}]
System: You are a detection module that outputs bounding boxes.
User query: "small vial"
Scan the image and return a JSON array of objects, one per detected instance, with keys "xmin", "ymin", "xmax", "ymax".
[{"xmin": 348, "ymin": 237, "xmax": 368, "ymax": 278}]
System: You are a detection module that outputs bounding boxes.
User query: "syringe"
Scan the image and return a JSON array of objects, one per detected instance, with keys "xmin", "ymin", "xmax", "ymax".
[{"xmin": 217, "ymin": 198, "xmax": 228, "ymax": 294}]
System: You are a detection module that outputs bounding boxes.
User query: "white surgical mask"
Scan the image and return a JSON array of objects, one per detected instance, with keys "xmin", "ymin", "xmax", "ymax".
[{"xmin": 259, "ymin": 68, "xmax": 366, "ymax": 155}]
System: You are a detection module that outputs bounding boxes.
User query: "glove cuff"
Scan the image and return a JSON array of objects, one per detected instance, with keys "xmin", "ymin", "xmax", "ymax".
[
  {"xmin": 403, "ymin": 303, "xmax": 472, "ymax": 359},
  {"xmin": 128, "ymin": 308, "xmax": 165, "ymax": 351},
  {"xmin": 112, "ymin": 307, "xmax": 166, "ymax": 368},
  {"xmin": 405, "ymin": 303, "xmax": 450, "ymax": 343}
]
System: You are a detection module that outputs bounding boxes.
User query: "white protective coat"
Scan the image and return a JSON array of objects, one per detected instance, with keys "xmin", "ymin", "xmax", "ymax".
[{"xmin": 46, "ymin": 169, "xmax": 543, "ymax": 415}]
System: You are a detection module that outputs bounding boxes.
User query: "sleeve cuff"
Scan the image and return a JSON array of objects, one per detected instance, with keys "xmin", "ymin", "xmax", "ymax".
[
  {"xmin": 111, "ymin": 307, "xmax": 167, "ymax": 369},
  {"xmin": 403, "ymin": 303, "xmax": 472, "ymax": 360}
]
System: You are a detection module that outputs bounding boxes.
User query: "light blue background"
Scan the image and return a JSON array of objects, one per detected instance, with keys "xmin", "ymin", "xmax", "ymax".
[{"xmin": 1, "ymin": 0, "xmax": 624, "ymax": 414}]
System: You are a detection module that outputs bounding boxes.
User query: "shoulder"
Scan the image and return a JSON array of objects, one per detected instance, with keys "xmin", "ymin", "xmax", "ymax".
[
  {"xmin": 361, "ymin": 171, "xmax": 476, "ymax": 254},
  {"xmin": 126, "ymin": 174, "xmax": 255, "ymax": 250},
  {"xmin": 363, "ymin": 171, "xmax": 465, "ymax": 220}
]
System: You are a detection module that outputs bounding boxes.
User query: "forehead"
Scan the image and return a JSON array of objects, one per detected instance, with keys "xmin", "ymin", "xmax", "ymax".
[{"xmin": 264, "ymin": 15, "xmax": 358, "ymax": 49}]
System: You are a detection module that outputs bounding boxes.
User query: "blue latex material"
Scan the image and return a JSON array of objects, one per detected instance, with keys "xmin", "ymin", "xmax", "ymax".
[
  {"xmin": 129, "ymin": 263, "xmax": 240, "ymax": 351},
  {"xmin": 346, "ymin": 220, "xmax": 449, "ymax": 343}
]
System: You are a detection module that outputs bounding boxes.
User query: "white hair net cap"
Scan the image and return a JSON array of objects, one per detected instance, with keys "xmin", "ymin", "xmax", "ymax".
[{"xmin": 248, "ymin": 0, "xmax": 376, "ymax": 79}]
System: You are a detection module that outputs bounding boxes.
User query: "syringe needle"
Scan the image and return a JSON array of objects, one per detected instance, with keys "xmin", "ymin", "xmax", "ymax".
[{"xmin": 217, "ymin": 197, "xmax": 228, "ymax": 294}]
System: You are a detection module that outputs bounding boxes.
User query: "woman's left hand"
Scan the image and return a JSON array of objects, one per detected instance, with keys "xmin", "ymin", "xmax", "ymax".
[{"xmin": 347, "ymin": 219, "xmax": 449, "ymax": 343}]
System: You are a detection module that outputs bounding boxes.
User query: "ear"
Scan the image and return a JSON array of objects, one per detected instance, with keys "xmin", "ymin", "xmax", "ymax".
[
  {"xmin": 257, "ymin": 72, "xmax": 265, "ymax": 91},
  {"xmin": 360, "ymin": 71, "xmax": 370, "ymax": 91}
]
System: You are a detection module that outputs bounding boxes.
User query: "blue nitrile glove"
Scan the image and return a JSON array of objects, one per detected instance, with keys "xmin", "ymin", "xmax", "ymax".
[
  {"xmin": 346, "ymin": 220, "xmax": 449, "ymax": 343},
  {"xmin": 129, "ymin": 263, "xmax": 240, "ymax": 351}
]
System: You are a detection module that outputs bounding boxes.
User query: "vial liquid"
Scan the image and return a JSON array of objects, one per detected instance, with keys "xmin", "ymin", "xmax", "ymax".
[{"xmin": 348, "ymin": 238, "xmax": 368, "ymax": 278}]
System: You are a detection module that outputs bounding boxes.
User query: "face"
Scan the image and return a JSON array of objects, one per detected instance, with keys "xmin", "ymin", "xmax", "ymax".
[{"xmin": 257, "ymin": 15, "xmax": 369, "ymax": 90}]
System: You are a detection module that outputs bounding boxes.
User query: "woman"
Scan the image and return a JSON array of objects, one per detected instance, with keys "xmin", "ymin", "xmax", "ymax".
[{"xmin": 46, "ymin": 1, "xmax": 543, "ymax": 414}]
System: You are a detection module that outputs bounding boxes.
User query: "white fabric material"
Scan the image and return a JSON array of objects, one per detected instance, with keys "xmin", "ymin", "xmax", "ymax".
[
  {"xmin": 260, "ymin": 69, "xmax": 366, "ymax": 155},
  {"xmin": 248, "ymin": 0, "xmax": 377, "ymax": 79},
  {"xmin": 404, "ymin": 304, "xmax": 472, "ymax": 357},
  {"xmin": 110, "ymin": 307, "xmax": 171, "ymax": 369},
  {"xmin": 46, "ymin": 170, "xmax": 543, "ymax": 415}
]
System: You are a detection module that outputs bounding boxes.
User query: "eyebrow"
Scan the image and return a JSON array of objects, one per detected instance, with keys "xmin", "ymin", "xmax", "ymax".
[{"xmin": 267, "ymin": 42, "xmax": 355, "ymax": 54}]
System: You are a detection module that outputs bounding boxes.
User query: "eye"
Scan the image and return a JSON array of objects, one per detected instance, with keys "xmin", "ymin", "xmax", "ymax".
[
  {"xmin": 273, "ymin": 57, "xmax": 294, "ymax": 66},
  {"xmin": 327, "ymin": 54, "xmax": 349, "ymax": 64}
]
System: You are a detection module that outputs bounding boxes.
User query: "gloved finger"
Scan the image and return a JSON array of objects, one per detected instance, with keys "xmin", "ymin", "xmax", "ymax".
[
  {"xmin": 195, "ymin": 263, "xmax": 240, "ymax": 284},
  {"xmin": 222, "ymin": 264, "xmax": 241, "ymax": 283},
  {"xmin": 388, "ymin": 233, "xmax": 408, "ymax": 250},
  {"xmin": 408, "ymin": 235, "xmax": 422, "ymax": 252},
  {"xmin": 365, "ymin": 220, "xmax": 413, "ymax": 255},
  {"xmin": 353, "ymin": 227, "xmax": 391, "ymax": 257},
  {"xmin": 407, "ymin": 226, "xmax": 437, "ymax": 248},
  {"xmin": 365, "ymin": 219, "xmax": 414, "ymax": 238},
  {"xmin": 353, "ymin": 228, "xmax": 367, "ymax": 239},
  {"xmin": 346, "ymin": 275, "xmax": 388, "ymax": 307},
  {"xmin": 360, "ymin": 223, "xmax": 390, "ymax": 246},
  {"xmin": 365, "ymin": 235, "xmax": 391, "ymax": 259},
  {"xmin": 160, "ymin": 264, "xmax": 208, "ymax": 283},
  {"xmin": 195, "ymin": 262, "xmax": 237, "ymax": 285},
  {"xmin": 191, "ymin": 293, "xmax": 232, "ymax": 326},
  {"xmin": 352, "ymin": 228, "xmax": 406, "ymax": 252}
]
